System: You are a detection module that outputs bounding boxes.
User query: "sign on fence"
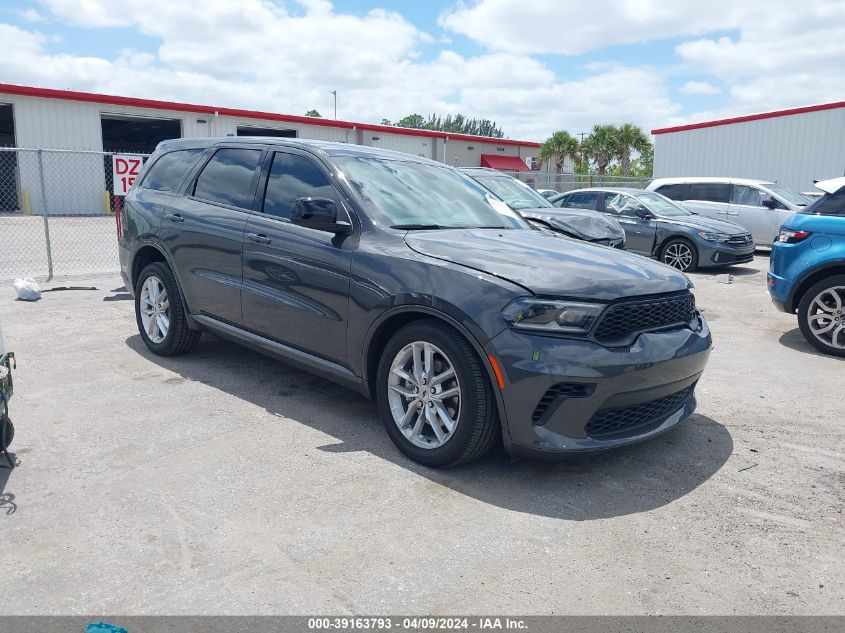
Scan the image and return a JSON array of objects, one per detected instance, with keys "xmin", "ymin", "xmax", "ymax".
[{"xmin": 112, "ymin": 154, "xmax": 143, "ymax": 196}]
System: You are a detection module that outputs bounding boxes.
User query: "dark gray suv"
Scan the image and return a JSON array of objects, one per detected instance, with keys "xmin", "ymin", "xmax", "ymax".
[{"xmin": 118, "ymin": 138, "xmax": 712, "ymax": 467}]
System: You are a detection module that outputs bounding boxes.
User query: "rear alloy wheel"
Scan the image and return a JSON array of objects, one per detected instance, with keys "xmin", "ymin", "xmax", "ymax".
[
  {"xmin": 660, "ymin": 238, "xmax": 699, "ymax": 272},
  {"xmin": 135, "ymin": 262, "xmax": 201, "ymax": 356},
  {"xmin": 798, "ymin": 276, "xmax": 845, "ymax": 357},
  {"xmin": 376, "ymin": 321, "xmax": 499, "ymax": 467}
]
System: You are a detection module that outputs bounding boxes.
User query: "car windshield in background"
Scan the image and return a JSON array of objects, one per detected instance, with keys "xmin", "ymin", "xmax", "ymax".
[
  {"xmin": 765, "ymin": 183, "xmax": 810, "ymax": 206},
  {"xmin": 635, "ymin": 191, "xmax": 692, "ymax": 217},
  {"xmin": 472, "ymin": 174, "xmax": 553, "ymax": 210},
  {"xmin": 338, "ymin": 158, "xmax": 529, "ymax": 230}
]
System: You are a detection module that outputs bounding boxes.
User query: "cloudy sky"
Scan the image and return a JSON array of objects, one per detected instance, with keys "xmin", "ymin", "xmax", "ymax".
[{"xmin": 1, "ymin": 0, "xmax": 844, "ymax": 141}]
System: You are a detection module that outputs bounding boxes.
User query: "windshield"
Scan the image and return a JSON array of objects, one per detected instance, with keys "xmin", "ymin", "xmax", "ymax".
[
  {"xmin": 634, "ymin": 191, "xmax": 692, "ymax": 217},
  {"xmin": 762, "ymin": 183, "xmax": 810, "ymax": 207},
  {"xmin": 472, "ymin": 174, "xmax": 553, "ymax": 210},
  {"xmin": 337, "ymin": 158, "xmax": 529, "ymax": 230}
]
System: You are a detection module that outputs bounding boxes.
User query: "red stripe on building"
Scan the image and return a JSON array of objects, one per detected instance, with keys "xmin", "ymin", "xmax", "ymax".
[
  {"xmin": 0, "ymin": 83, "xmax": 542, "ymax": 148},
  {"xmin": 652, "ymin": 101, "xmax": 845, "ymax": 135}
]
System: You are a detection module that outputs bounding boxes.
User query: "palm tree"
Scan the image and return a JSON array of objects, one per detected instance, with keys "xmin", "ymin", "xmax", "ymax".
[
  {"xmin": 583, "ymin": 125, "xmax": 618, "ymax": 176},
  {"xmin": 539, "ymin": 131, "xmax": 580, "ymax": 189},
  {"xmin": 615, "ymin": 123, "xmax": 651, "ymax": 177}
]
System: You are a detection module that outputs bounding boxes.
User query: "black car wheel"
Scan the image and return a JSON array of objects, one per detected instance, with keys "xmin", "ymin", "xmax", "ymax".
[
  {"xmin": 376, "ymin": 320, "xmax": 499, "ymax": 467},
  {"xmin": 797, "ymin": 275, "xmax": 845, "ymax": 357},
  {"xmin": 135, "ymin": 262, "xmax": 201, "ymax": 356},
  {"xmin": 660, "ymin": 238, "xmax": 699, "ymax": 272}
]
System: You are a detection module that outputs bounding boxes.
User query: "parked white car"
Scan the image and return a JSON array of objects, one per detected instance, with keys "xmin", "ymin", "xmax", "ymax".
[{"xmin": 647, "ymin": 177, "xmax": 812, "ymax": 247}]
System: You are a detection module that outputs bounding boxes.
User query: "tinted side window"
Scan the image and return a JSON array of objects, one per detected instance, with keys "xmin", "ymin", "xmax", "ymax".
[
  {"xmin": 689, "ymin": 183, "xmax": 730, "ymax": 203},
  {"xmin": 566, "ymin": 192, "xmax": 599, "ymax": 210},
  {"xmin": 262, "ymin": 152, "xmax": 339, "ymax": 220},
  {"xmin": 656, "ymin": 183, "xmax": 690, "ymax": 201},
  {"xmin": 193, "ymin": 148, "xmax": 262, "ymax": 209},
  {"xmin": 141, "ymin": 149, "xmax": 205, "ymax": 192},
  {"xmin": 809, "ymin": 189, "xmax": 845, "ymax": 216}
]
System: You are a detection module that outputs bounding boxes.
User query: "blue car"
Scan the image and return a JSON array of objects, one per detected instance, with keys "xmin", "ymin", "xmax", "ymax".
[{"xmin": 768, "ymin": 177, "xmax": 845, "ymax": 356}]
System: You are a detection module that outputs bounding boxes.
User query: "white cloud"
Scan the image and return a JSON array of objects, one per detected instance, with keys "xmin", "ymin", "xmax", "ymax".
[
  {"xmin": 0, "ymin": 1, "xmax": 684, "ymax": 139},
  {"xmin": 19, "ymin": 8, "xmax": 45, "ymax": 22},
  {"xmin": 679, "ymin": 81, "xmax": 720, "ymax": 95}
]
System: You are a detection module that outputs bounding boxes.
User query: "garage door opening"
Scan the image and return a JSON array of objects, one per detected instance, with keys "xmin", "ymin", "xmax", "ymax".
[
  {"xmin": 101, "ymin": 114, "xmax": 182, "ymax": 154},
  {"xmin": 237, "ymin": 126, "xmax": 297, "ymax": 138},
  {"xmin": 0, "ymin": 103, "xmax": 18, "ymax": 212}
]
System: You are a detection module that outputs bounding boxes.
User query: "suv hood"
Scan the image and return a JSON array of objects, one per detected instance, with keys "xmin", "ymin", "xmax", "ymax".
[
  {"xmin": 519, "ymin": 207, "xmax": 625, "ymax": 242},
  {"xmin": 657, "ymin": 214, "xmax": 746, "ymax": 234},
  {"xmin": 404, "ymin": 229, "xmax": 691, "ymax": 299}
]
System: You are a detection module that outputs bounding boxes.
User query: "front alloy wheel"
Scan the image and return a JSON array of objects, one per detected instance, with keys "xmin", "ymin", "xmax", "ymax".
[
  {"xmin": 376, "ymin": 321, "xmax": 499, "ymax": 467},
  {"xmin": 387, "ymin": 341, "xmax": 462, "ymax": 449},
  {"xmin": 798, "ymin": 277, "xmax": 845, "ymax": 356},
  {"xmin": 661, "ymin": 240, "xmax": 697, "ymax": 271}
]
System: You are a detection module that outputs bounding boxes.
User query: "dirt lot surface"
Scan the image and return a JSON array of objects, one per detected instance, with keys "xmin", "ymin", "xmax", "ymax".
[{"xmin": 0, "ymin": 254, "xmax": 842, "ymax": 615}]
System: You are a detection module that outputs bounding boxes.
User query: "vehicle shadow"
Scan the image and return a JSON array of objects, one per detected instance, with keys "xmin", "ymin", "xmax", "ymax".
[
  {"xmin": 0, "ymin": 458, "xmax": 16, "ymax": 515},
  {"xmin": 126, "ymin": 334, "xmax": 733, "ymax": 521},
  {"xmin": 689, "ymin": 266, "xmax": 760, "ymax": 278},
  {"xmin": 778, "ymin": 328, "xmax": 843, "ymax": 360}
]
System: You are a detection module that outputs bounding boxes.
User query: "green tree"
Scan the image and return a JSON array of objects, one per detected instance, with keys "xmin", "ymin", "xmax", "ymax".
[
  {"xmin": 614, "ymin": 122, "xmax": 651, "ymax": 177},
  {"xmin": 583, "ymin": 124, "xmax": 618, "ymax": 176},
  {"xmin": 539, "ymin": 131, "xmax": 580, "ymax": 189},
  {"xmin": 396, "ymin": 114, "xmax": 427, "ymax": 129},
  {"xmin": 305, "ymin": 109, "xmax": 322, "ymax": 118}
]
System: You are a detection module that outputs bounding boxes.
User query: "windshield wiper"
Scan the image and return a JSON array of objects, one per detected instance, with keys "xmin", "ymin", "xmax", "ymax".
[{"xmin": 391, "ymin": 224, "xmax": 444, "ymax": 230}]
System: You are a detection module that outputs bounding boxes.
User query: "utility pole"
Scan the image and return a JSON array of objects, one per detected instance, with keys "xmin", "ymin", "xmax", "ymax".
[
  {"xmin": 578, "ymin": 131, "xmax": 587, "ymax": 173},
  {"xmin": 330, "ymin": 90, "xmax": 337, "ymax": 119}
]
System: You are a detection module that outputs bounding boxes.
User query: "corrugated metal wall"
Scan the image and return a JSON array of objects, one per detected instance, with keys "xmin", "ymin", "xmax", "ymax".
[{"xmin": 653, "ymin": 107, "xmax": 845, "ymax": 192}]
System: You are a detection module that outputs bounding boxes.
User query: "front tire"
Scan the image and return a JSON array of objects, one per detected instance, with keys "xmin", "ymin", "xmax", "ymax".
[
  {"xmin": 660, "ymin": 238, "xmax": 699, "ymax": 272},
  {"xmin": 797, "ymin": 275, "xmax": 845, "ymax": 357},
  {"xmin": 135, "ymin": 262, "xmax": 200, "ymax": 356},
  {"xmin": 376, "ymin": 321, "xmax": 499, "ymax": 467}
]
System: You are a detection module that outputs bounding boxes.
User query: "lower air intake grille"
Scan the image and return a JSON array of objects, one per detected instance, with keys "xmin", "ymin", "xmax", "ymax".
[
  {"xmin": 532, "ymin": 383, "xmax": 593, "ymax": 423},
  {"xmin": 585, "ymin": 386, "xmax": 694, "ymax": 438}
]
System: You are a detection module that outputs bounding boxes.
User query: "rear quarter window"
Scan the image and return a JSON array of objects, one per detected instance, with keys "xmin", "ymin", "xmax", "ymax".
[
  {"xmin": 141, "ymin": 149, "xmax": 205, "ymax": 192},
  {"xmin": 806, "ymin": 189, "xmax": 845, "ymax": 216}
]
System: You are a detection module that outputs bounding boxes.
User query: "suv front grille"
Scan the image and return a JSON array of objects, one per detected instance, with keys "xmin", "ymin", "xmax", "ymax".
[
  {"xmin": 593, "ymin": 293, "xmax": 695, "ymax": 344},
  {"xmin": 585, "ymin": 386, "xmax": 694, "ymax": 439}
]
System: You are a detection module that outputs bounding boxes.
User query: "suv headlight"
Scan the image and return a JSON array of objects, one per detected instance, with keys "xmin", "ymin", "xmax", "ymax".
[
  {"xmin": 501, "ymin": 297, "xmax": 604, "ymax": 333},
  {"xmin": 697, "ymin": 232, "xmax": 731, "ymax": 242}
]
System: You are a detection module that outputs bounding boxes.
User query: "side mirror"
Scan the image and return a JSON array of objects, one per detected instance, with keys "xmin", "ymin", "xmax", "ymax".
[
  {"xmin": 290, "ymin": 197, "xmax": 351, "ymax": 233},
  {"xmin": 762, "ymin": 197, "xmax": 778, "ymax": 209},
  {"xmin": 635, "ymin": 207, "xmax": 655, "ymax": 219}
]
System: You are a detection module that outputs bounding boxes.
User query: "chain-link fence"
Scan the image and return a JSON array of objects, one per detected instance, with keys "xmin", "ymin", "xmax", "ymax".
[
  {"xmin": 0, "ymin": 148, "xmax": 149, "ymax": 282},
  {"xmin": 502, "ymin": 170, "xmax": 652, "ymax": 194}
]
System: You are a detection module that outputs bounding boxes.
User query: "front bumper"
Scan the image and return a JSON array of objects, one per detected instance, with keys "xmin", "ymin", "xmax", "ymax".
[
  {"xmin": 699, "ymin": 242, "xmax": 755, "ymax": 267},
  {"xmin": 490, "ymin": 316, "xmax": 712, "ymax": 456}
]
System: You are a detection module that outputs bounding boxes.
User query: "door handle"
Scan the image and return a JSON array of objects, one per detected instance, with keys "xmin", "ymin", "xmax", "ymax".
[
  {"xmin": 247, "ymin": 233, "xmax": 272, "ymax": 245},
  {"xmin": 728, "ymin": 212, "xmax": 739, "ymax": 216},
  {"xmin": 165, "ymin": 213, "xmax": 184, "ymax": 223}
]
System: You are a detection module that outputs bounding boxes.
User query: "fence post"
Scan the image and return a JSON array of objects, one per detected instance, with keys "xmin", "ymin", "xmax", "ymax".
[{"xmin": 36, "ymin": 149, "xmax": 54, "ymax": 281}]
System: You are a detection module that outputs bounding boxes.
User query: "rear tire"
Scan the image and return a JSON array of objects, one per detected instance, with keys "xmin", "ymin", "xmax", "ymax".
[
  {"xmin": 376, "ymin": 320, "xmax": 499, "ymax": 467},
  {"xmin": 135, "ymin": 262, "xmax": 200, "ymax": 356},
  {"xmin": 660, "ymin": 237, "xmax": 699, "ymax": 272},
  {"xmin": 797, "ymin": 275, "xmax": 845, "ymax": 357}
]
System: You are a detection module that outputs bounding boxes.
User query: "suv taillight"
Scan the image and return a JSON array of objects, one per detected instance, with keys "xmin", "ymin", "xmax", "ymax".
[
  {"xmin": 115, "ymin": 196, "xmax": 123, "ymax": 240},
  {"xmin": 777, "ymin": 229, "xmax": 811, "ymax": 244}
]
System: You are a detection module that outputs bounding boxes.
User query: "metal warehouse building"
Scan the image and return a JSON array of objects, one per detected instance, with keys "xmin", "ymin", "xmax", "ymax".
[
  {"xmin": 0, "ymin": 83, "xmax": 540, "ymax": 215},
  {"xmin": 652, "ymin": 101, "xmax": 845, "ymax": 193}
]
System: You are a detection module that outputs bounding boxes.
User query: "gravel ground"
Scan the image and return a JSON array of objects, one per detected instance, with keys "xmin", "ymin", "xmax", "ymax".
[{"xmin": 0, "ymin": 254, "xmax": 842, "ymax": 615}]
